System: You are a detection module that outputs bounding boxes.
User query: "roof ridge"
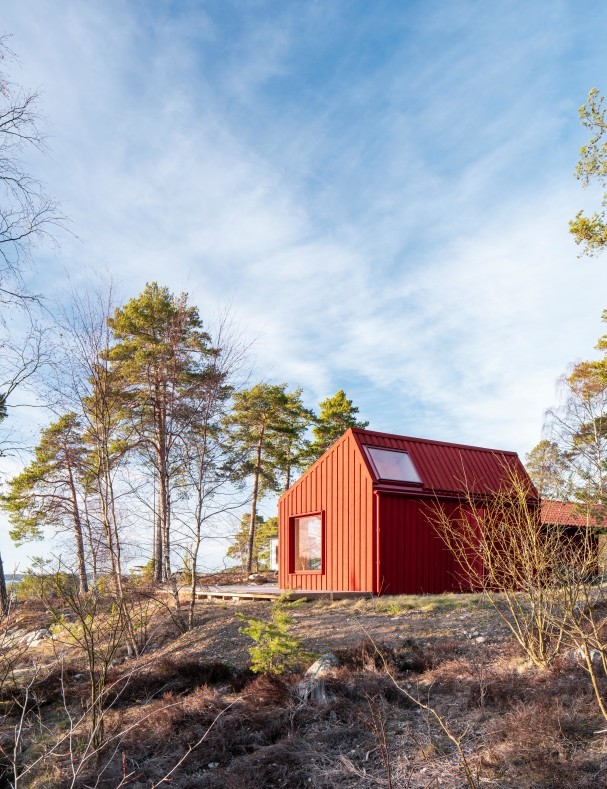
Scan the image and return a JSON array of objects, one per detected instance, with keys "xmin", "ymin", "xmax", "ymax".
[{"xmin": 351, "ymin": 427, "xmax": 518, "ymax": 456}]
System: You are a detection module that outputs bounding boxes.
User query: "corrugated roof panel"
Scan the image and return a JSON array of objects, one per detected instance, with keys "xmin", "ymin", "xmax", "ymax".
[{"xmin": 351, "ymin": 428, "xmax": 531, "ymax": 496}]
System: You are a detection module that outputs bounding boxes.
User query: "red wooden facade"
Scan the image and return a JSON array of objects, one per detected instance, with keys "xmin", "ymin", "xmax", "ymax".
[{"xmin": 278, "ymin": 428, "xmax": 531, "ymax": 595}]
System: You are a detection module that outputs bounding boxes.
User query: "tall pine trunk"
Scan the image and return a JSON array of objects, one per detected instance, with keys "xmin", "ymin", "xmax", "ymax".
[
  {"xmin": 82, "ymin": 496, "xmax": 99, "ymax": 585},
  {"xmin": 0, "ymin": 553, "xmax": 8, "ymax": 617},
  {"xmin": 154, "ymin": 502, "xmax": 163, "ymax": 582},
  {"xmin": 246, "ymin": 430, "xmax": 265, "ymax": 575},
  {"xmin": 162, "ymin": 483, "xmax": 171, "ymax": 582},
  {"xmin": 154, "ymin": 393, "xmax": 172, "ymax": 583},
  {"xmin": 65, "ymin": 455, "xmax": 88, "ymax": 594},
  {"xmin": 156, "ymin": 449, "xmax": 171, "ymax": 582}
]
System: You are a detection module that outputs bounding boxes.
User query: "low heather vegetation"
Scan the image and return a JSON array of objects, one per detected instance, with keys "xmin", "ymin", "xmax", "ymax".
[{"xmin": 0, "ymin": 583, "xmax": 607, "ymax": 787}]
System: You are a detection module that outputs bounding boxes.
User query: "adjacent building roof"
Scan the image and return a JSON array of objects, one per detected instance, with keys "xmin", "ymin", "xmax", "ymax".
[
  {"xmin": 541, "ymin": 500, "xmax": 598, "ymax": 528},
  {"xmin": 349, "ymin": 428, "xmax": 532, "ymax": 497}
]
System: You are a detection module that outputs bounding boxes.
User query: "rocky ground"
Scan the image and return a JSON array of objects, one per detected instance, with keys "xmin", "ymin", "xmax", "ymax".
[{"xmin": 2, "ymin": 592, "xmax": 607, "ymax": 787}]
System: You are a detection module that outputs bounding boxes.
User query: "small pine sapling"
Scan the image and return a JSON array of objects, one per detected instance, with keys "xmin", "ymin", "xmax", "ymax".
[{"xmin": 238, "ymin": 594, "xmax": 311, "ymax": 675}]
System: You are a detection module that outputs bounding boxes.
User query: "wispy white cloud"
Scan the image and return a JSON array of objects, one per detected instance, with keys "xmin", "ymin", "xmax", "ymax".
[{"xmin": 3, "ymin": 0, "xmax": 607, "ymax": 569}]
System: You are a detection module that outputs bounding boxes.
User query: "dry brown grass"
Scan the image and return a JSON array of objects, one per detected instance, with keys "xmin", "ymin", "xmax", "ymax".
[
  {"xmin": 5, "ymin": 596, "xmax": 607, "ymax": 787},
  {"xmin": 481, "ymin": 699, "xmax": 606, "ymax": 787}
]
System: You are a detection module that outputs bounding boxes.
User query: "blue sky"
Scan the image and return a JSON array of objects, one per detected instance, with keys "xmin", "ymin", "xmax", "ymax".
[{"xmin": 2, "ymin": 0, "xmax": 607, "ymax": 569}]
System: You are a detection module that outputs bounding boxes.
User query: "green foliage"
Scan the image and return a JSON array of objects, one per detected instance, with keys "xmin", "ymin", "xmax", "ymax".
[
  {"xmin": 106, "ymin": 281, "xmax": 218, "ymax": 459},
  {"xmin": 226, "ymin": 383, "xmax": 313, "ymax": 493},
  {"xmin": 270, "ymin": 388, "xmax": 315, "ymax": 490},
  {"xmin": 14, "ymin": 568, "xmax": 78, "ymax": 602},
  {"xmin": 570, "ymin": 88, "xmax": 607, "ymax": 255},
  {"xmin": 227, "ymin": 514, "xmax": 278, "ymax": 571},
  {"xmin": 108, "ymin": 282, "xmax": 212, "ymax": 362},
  {"xmin": 570, "ymin": 211, "xmax": 607, "ymax": 254},
  {"xmin": 0, "ymin": 412, "xmax": 86, "ymax": 544},
  {"xmin": 238, "ymin": 594, "xmax": 310, "ymax": 675},
  {"xmin": 13, "ymin": 573, "xmax": 48, "ymax": 602},
  {"xmin": 107, "ymin": 282, "xmax": 218, "ymax": 436},
  {"xmin": 108, "ymin": 282, "xmax": 220, "ymax": 581},
  {"xmin": 140, "ymin": 558, "xmax": 156, "ymax": 583},
  {"xmin": 225, "ymin": 383, "xmax": 313, "ymax": 571},
  {"xmin": 307, "ymin": 389, "xmax": 368, "ymax": 465}
]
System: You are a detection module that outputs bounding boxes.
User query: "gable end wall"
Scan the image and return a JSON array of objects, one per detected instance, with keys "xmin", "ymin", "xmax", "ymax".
[{"xmin": 278, "ymin": 431, "xmax": 375, "ymax": 592}]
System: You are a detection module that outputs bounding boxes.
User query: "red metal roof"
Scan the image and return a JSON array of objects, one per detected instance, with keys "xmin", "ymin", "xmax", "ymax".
[
  {"xmin": 350, "ymin": 428, "xmax": 532, "ymax": 496},
  {"xmin": 541, "ymin": 500, "xmax": 597, "ymax": 528}
]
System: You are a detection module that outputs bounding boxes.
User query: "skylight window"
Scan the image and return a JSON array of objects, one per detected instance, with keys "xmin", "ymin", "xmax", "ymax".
[{"xmin": 365, "ymin": 447, "xmax": 421, "ymax": 484}]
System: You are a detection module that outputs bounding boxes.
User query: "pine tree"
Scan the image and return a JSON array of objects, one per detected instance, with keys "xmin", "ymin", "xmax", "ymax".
[
  {"xmin": 525, "ymin": 439, "xmax": 568, "ymax": 499},
  {"xmin": 238, "ymin": 594, "xmax": 310, "ymax": 675},
  {"xmin": 225, "ymin": 384, "xmax": 309, "ymax": 574},
  {"xmin": 1, "ymin": 413, "xmax": 89, "ymax": 593},
  {"xmin": 227, "ymin": 514, "xmax": 278, "ymax": 572},
  {"xmin": 307, "ymin": 389, "xmax": 368, "ymax": 465},
  {"xmin": 271, "ymin": 387, "xmax": 314, "ymax": 491},
  {"xmin": 107, "ymin": 282, "xmax": 215, "ymax": 582}
]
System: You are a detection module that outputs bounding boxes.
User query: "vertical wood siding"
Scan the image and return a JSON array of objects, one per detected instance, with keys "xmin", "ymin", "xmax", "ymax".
[
  {"xmin": 278, "ymin": 432, "xmax": 375, "ymax": 592},
  {"xmin": 279, "ymin": 428, "xmax": 532, "ymax": 595},
  {"xmin": 378, "ymin": 495, "xmax": 466, "ymax": 594}
]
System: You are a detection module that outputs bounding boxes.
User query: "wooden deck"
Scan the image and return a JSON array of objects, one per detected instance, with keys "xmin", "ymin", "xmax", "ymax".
[{"xmin": 190, "ymin": 585, "xmax": 373, "ymax": 602}]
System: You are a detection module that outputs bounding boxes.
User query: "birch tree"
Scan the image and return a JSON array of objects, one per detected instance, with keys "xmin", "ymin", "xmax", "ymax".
[
  {"xmin": 546, "ymin": 363, "xmax": 607, "ymax": 515},
  {"xmin": 51, "ymin": 284, "xmax": 132, "ymax": 598},
  {"xmin": 524, "ymin": 439, "xmax": 569, "ymax": 499},
  {"xmin": 173, "ymin": 320, "xmax": 244, "ymax": 628},
  {"xmin": 0, "ymin": 34, "xmax": 65, "ymax": 614}
]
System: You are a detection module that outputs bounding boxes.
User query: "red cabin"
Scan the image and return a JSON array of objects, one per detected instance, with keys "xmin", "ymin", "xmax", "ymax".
[{"xmin": 278, "ymin": 428, "xmax": 531, "ymax": 595}]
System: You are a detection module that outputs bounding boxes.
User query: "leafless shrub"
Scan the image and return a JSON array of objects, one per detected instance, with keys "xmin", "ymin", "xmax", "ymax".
[
  {"xmin": 556, "ymin": 560, "xmax": 607, "ymax": 722},
  {"xmin": 430, "ymin": 468, "xmax": 575, "ymax": 668},
  {"xmin": 350, "ymin": 622, "xmax": 480, "ymax": 789},
  {"xmin": 362, "ymin": 694, "xmax": 393, "ymax": 788}
]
